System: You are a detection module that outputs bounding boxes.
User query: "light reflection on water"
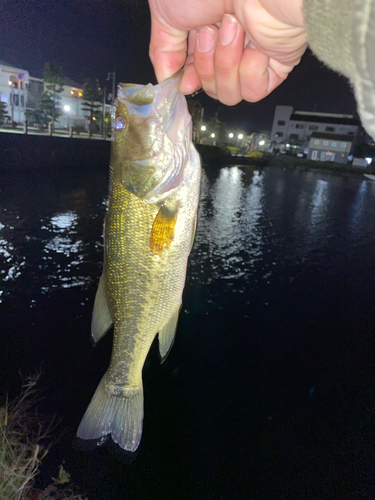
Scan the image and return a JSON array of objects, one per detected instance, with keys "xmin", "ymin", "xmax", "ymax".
[
  {"xmin": 192, "ymin": 167, "xmax": 266, "ymax": 289},
  {"xmin": 210, "ymin": 167, "xmax": 245, "ymax": 264},
  {"xmin": 40, "ymin": 211, "xmax": 91, "ymax": 292},
  {"xmin": 43, "ymin": 211, "xmax": 83, "ymax": 257},
  {"xmin": 0, "ymin": 183, "xmax": 104, "ymax": 301},
  {"xmin": 189, "ymin": 166, "xmax": 375, "ymax": 296},
  {"xmin": 0, "ymin": 219, "xmax": 27, "ymax": 299},
  {"xmin": 1, "ymin": 166, "xmax": 375, "ymax": 302},
  {"xmin": 348, "ymin": 180, "xmax": 368, "ymax": 234}
]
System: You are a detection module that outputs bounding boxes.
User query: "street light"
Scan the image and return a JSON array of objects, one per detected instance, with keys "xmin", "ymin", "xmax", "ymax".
[
  {"xmin": 259, "ymin": 140, "xmax": 265, "ymax": 146},
  {"xmin": 228, "ymin": 133, "xmax": 234, "ymax": 138},
  {"xmin": 107, "ymin": 70, "xmax": 116, "ymax": 105},
  {"xmin": 211, "ymin": 133, "xmax": 215, "ymax": 138},
  {"xmin": 201, "ymin": 125, "xmax": 206, "ymax": 131},
  {"xmin": 238, "ymin": 133, "xmax": 243, "ymax": 139},
  {"xmin": 64, "ymin": 105, "xmax": 72, "ymax": 132}
]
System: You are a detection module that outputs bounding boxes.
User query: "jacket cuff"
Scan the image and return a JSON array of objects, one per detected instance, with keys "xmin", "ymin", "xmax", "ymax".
[{"xmin": 303, "ymin": 0, "xmax": 375, "ymax": 138}]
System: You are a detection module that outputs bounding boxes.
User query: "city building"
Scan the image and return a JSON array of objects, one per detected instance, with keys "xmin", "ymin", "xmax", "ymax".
[
  {"xmin": 0, "ymin": 60, "xmax": 110, "ymax": 131},
  {"xmin": 307, "ymin": 132, "xmax": 354, "ymax": 163},
  {"xmin": 270, "ymin": 105, "xmax": 359, "ymax": 156},
  {"xmin": 0, "ymin": 60, "xmax": 29, "ymax": 123},
  {"xmin": 59, "ymin": 77, "xmax": 86, "ymax": 130}
]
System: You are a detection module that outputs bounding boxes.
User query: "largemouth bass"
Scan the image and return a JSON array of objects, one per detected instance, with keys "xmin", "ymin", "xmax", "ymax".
[{"xmin": 77, "ymin": 74, "xmax": 201, "ymax": 452}]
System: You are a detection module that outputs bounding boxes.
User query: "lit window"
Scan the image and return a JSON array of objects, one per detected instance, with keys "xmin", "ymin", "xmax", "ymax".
[
  {"xmin": 296, "ymin": 124, "xmax": 304, "ymax": 129},
  {"xmin": 275, "ymin": 132, "xmax": 284, "ymax": 138},
  {"xmin": 309, "ymin": 125, "xmax": 318, "ymax": 131}
]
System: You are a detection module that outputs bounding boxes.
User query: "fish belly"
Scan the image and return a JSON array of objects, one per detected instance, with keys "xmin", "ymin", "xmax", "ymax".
[{"xmin": 106, "ymin": 177, "xmax": 191, "ymax": 383}]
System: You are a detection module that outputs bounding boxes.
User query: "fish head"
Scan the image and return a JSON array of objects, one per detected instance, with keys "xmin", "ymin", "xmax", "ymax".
[{"xmin": 110, "ymin": 73, "xmax": 193, "ymax": 202}]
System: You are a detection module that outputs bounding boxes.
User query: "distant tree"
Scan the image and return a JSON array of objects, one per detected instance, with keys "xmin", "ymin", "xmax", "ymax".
[
  {"xmin": 217, "ymin": 121, "xmax": 229, "ymax": 146},
  {"xmin": 82, "ymin": 78, "xmax": 102, "ymax": 137},
  {"xmin": 0, "ymin": 101, "xmax": 8, "ymax": 124},
  {"xmin": 26, "ymin": 91, "xmax": 55, "ymax": 128},
  {"xmin": 43, "ymin": 63, "xmax": 65, "ymax": 130}
]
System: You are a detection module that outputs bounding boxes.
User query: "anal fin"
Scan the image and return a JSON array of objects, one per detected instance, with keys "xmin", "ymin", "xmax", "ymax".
[
  {"xmin": 91, "ymin": 275, "xmax": 113, "ymax": 343},
  {"xmin": 159, "ymin": 304, "xmax": 181, "ymax": 363}
]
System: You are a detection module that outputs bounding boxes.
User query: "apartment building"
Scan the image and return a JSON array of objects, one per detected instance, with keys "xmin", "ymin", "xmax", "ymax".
[
  {"xmin": 0, "ymin": 60, "xmax": 110, "ymax": 130},
  {"xmin": 270, "ymin": 105, "xmax": 359, "ymax": 155},
  {"xmin": 0, "ymin": 60, "xmax": 29, "ymax": 123}
]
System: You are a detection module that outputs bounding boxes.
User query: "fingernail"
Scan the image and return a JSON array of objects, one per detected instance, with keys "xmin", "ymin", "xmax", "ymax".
[
  {"xmin": 206, "ymin": 91, "xmax": 218, "ymax": 100},
  {"xmin": 197, "ymin": 26, "xmax": 215, "ymax": 52},
  {"xmin": 219, "ymin": 14, "xmax": 238, "ymax": 46}
]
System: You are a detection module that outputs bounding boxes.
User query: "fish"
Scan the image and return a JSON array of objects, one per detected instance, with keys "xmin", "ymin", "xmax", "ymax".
[{"xmin": 77, "ymin": 73, "xmax": 201, "ymax": 452}]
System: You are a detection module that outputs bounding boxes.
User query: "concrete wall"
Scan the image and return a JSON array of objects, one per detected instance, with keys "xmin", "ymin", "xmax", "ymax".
[{"xmin": 0, "ymin": 132, "xmax": 110, "ymax": 170}]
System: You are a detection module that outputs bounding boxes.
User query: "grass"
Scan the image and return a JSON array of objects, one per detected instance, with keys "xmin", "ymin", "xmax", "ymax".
[{"xmin": 0, "ymin": 374, "xmax": 87, "ymax": 500}]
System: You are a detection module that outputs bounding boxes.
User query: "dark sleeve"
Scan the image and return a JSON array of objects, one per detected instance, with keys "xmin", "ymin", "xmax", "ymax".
[{"xmin": 304, "ymin": 0, "xmax": 375, "ymax": 138}]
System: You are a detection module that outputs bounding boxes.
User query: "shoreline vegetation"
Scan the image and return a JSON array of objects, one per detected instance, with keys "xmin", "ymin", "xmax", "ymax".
[{"xmin": 0, "ymin": 374, "xmax": 86, "ymax": 500}]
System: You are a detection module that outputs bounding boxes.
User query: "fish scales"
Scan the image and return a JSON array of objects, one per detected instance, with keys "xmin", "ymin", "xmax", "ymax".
[{"xmin": 77, "ymin": 73, "xmax": 201, "ymax": 452}]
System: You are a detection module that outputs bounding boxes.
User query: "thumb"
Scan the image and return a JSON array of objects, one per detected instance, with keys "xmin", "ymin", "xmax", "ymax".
[{"xmin": 149, "ymin": 13, "xmax": 188, "ymax": 83}]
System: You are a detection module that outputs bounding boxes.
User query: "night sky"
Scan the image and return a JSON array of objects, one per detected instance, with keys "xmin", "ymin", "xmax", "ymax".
[{"xmin": 0, "ymin": 0, "xmax": 358, "ymax": 132}]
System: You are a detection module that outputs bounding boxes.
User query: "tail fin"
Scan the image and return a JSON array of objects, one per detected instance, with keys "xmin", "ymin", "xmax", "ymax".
[{"xmin": 77, "ymin": 372, "xmax": 143, "ymax": 452}]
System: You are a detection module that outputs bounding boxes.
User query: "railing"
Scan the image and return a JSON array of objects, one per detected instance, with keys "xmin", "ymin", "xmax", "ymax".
[{"xmin": 0, "ymin": 123, "xmax": 112, "ymax": 141}]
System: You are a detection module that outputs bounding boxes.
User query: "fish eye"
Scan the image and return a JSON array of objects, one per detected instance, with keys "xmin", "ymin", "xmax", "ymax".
[{"xmin": 114, "ymin": 117, "xmax": 126, "ymax": 131}]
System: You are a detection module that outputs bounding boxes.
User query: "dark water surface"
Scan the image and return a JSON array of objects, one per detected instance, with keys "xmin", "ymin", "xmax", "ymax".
[{"xmin": 1, "ymin": 164, "xmax": 375, "ymax": 499}]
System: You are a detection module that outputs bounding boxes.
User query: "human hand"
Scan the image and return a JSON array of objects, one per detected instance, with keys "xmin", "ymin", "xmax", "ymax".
[{"xmin": 148, "ymin": 0, "xmax": 308, "ymax": 105}]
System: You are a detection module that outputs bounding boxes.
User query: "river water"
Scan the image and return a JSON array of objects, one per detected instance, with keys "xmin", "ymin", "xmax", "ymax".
[{"xmin": 1, "ymin": 164, "xmax": 375, "ymax": 499}]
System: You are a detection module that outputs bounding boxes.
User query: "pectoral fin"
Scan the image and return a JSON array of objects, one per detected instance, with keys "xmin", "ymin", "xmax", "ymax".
[
  {"xmin": 149, "ymin": 204, "xmax": 178, "ymax": 255},
  {"xmin": 91, "ymin": 275, "xmax": 113, "ymax": 343},
  {"xmin": 159, "ymin": 304, "xmax": 181, "ymax": 363}
]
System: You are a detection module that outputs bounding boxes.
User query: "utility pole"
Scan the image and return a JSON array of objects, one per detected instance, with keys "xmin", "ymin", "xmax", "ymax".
[
  {"xmin": 102, "ymin": 86, "xmax": 106, "ymax": 139},
  {"xmin": 107, "ymin": 69, "xmax": 116, "ymax": 105}
]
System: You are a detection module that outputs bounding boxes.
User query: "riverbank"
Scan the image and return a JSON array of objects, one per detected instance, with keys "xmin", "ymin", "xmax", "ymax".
[
  {"xmin": 1, "ymin": 133, "xmax": 373, "ymax": 179},
  {"xmin": 267, "ymin": 153, "xmax": 375, "ymax": 179},
  {"xmin": 196, "ymin": 144, "xmax": 374, "ymax": 178}
]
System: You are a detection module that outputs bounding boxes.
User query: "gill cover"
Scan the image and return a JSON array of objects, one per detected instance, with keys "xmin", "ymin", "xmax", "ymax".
[{"xmin": 110, "ymin": 73, "xmax": 192, "ymax": 203}]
